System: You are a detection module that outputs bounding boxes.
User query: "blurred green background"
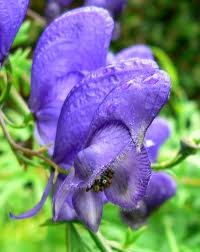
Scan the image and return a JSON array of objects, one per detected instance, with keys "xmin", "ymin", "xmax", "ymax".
[{"xmin": 0, "ymin": 0, "xmax": 200, "ymax": 251}]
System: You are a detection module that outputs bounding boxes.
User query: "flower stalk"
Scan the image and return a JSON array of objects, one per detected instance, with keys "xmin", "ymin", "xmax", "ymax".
[
  {"xmin": 152, "ymin": 138, "xmax": 199, "ymax": 170},
  {"xmin": 0, "ymin": 110, "xmax": 68, "ymax": 177}
]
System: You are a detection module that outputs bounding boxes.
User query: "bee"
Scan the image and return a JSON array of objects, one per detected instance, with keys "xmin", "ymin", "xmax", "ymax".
[{"xmin": 86, "ymin": 169, "xmax": 114, "ymax": 193}]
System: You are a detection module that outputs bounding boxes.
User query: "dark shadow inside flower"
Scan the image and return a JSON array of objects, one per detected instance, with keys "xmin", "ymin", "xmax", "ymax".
[{"xmin": 120, "ymin": 172, "xmax": 176, "ymax": 230}]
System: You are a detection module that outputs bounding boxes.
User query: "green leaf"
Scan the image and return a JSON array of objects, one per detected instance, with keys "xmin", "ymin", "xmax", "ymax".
[
  {"xmin": 123, "ymin": 227, "xmax": 147, "ymax": 249},
  {"xmin": 13, "ymin": 21, "xmax": 32, "ymax": 47},
  {"xmin": 66, "ymin": 223, "xmax": 90, "ymax": 252}
]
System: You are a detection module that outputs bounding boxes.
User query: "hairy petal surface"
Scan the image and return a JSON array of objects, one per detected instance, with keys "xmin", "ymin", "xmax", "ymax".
[
  {"xmin": 116, "ymin": 45, "xmax": 154, "ymax": 61},
  {"xmin": 10, "ymin": 173, "xmax": 53, "ymax": 219},
  {"xmin": 104, "ymin": 144, "xmax": 151, "ymax": 208},
  {"xmin": 145, "ymin": 117, "xmax": 170, "ymax": 162},
  {"xmin": 53, "ymin": 58, "xmax": 158, "ymax": 166},
  {"xmin": 0, "ymin": 0, "xmax": 29, "ymax": 64},
  {"xmin": 86, "ymin": 70, "xmax": 171, "ymax": 152}
]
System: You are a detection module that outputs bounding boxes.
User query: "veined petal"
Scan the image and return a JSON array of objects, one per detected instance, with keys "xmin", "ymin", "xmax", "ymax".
[
  {"xmin": 121, "ymin": 171, "xmax": 176, "ymax": 229},
  {"xmin": 0, "ymin": 0, "xmax": 29, "ymax": 64},
  {"xmin": 116, "ymin": 45, "xmax": 154, "ymax": 61},
  {"xmin": 74, "ymin": 124, "xmax": 150, "ymax": 209},
  {"xmin": 72, "ymin": 189, "xmax": 104, "ymax": 232},
  {"xmin": 52, "ymin": 174, "xmax": 76, "ymax": 221},
  {"xmin": 145, "ymin": 117, "xmax": 170, "ymax": 162},
  {"xmin": 53, "ymin": 170, "xmax": 80, "ymax": 221},
  {"xmin": 10, "ymin": 173, "xmax": 53, "ymax": 220},
  {"xmin": 105, "ymin": 144, "xmax": 151, "ymax": 209},
  {"xmin": 74, "ymin": 123, "xmax": 131, "ymax": 182},
  {"xmin": 53, "ymin": 58, "xmax": 158, "ymax": 165},
  {"xmin": 29, "ymin": 7, "xmax": 114, "ymax": 147},
  {"xmin": 29, "ymin": 7, "xmax": 113, "ymax": 112},
  {"xmin": 86, "ymin": 70, "xmax": 171, "ymax": 152}
]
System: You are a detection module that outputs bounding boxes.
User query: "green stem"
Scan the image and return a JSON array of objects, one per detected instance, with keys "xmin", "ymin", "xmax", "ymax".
[
  {"xmin": 66, "ymin": 223, "xmax": 73, "ymax": 252},
  {"xmin": 152, "ymin": 151, "xmax": 186, "ymax": 170},
  {"xmin": 152, "ymin": 138, "xmax": 199, "ymax": 170},
  {"xmin": 0, "ymin": 59, "xmax": 12, "ymax": 106},
  {"xmin": 88, "ymin": 230, "xmax": 112, "ymax": 252},
  {"xmin": 9, "ymin": 86, "xmax": 30, "ymax": 115},
  {"xmin": 0, "ymin": 110, "xmax": 68, "ymax": 176}
]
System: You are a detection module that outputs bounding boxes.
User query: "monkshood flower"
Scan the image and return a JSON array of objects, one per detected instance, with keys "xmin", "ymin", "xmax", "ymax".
[
  {"xmin": 121, "ymin": 171, "xmax": 176, "ymax": 229},
  {"xmin": 45, "ymin": 0, "xmax": 73, "ymax": 23},
  {"xmin": 85, "ymin": 0, "xmax": 127, "ymax": 19},
  {"xmin": 11, "ymin": 7, "xmax": 171, "ymax": 232},
  {"xmin": 0, "ymin": 0, "xmax": 29, "ymax": 66}
]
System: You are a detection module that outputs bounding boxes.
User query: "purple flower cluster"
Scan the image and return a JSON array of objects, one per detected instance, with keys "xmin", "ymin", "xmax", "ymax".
[
  {"xmin": 7, "ymin": 6, "xmax": 176, "ymax": 232},
  {"xmin": 0, "ymin": 0, "xmax": 29, "ymax": 66}
]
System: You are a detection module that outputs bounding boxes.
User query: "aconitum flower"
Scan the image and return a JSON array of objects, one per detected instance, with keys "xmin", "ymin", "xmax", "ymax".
[
  {"xmin": 85, "ymin": 0, "xmax": 127, "ymax": 19},
  {"xmin": 121, "ymin": 171, "xmax": 176, "ymax": 229},
  {"xmin": 0, "ymin": 0, "xmax": 29, "ymax": 66},
  {"xmin": 45, "ymin": 0, "xmax": 73, "ymax": 23},
  {"xmin": 11, "ymin": 7, "xmax": 171, "ymax": 232}
]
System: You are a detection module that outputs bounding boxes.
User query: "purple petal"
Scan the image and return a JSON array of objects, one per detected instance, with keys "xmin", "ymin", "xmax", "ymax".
[
  {"xmin": 145, "ymin": 117, "xmax": 170, "ymax": 163},
  {"xmin": 53, "ymin": 58, "xmax": 158, "ymax": 166},
  {"xmin": 120, "ymin": 172, "xmax": 176, "ymax": 229},
  {"xmin": 10, "ymin": 173, "xmax": 53, "ymax": 219},
  {"xmin": 74, "ymin": 123, "xmax": 131, "ymax": 182},
  {"xmin": 144, "ymin": 171, "xmax": 176, "ymax": 211},
  {"xmin": 85, "ymin": 0, "xmax": 127, "ymax": 18},
  {"xmin": 52, "ymin": 174, "xmax": 77, "ymax": 221},
  {"xmin": 45, "ymin": 1, "xmax": 62, "ymax": 23},
  {"xmin": 120, "ymin": 201, "xmax": 148, "ymax": 229},
  {"xmin": 0, "ymin": 0, "xmax": 29, "ymax": 64},
  {"xmin": 53, "ymin": 170, "xmax": 80, "ymax": 221},
  {"xmin": 105, "ymin": 144, "xmax": 151, "ymax": 209},
  {"xmin": 72, "ymin": 189, "xmax": 104, "ymax": 232},
  {"xmin": 58, "ymin": 0, "xmax": 73, "ymax": 7},
  {"xmin": 86, "ymin": 70, "xmax": 171, "ymax": 152},
  {"xmin": 74, "ymin": 124, "xmax": 150, "ymax": 209},
  {"xmin": 30, "ymin": 7, "xmax": 113, "ymax": 112},
  {"xmin": 116, "ymin": 45, "xmax": 154, "ymax": 61},
  {"xmin": 29, "ymin": 7, "xmax": 114, "ymax": 147}
]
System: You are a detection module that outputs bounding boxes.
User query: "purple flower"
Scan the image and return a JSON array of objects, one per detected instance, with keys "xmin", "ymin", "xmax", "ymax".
[
  {"xmin": 85, "ymin": 0, "xmax": 127, "ymax": 18},
  {"xmin": 121, "ymin": 171, "xmax": 176, "ymax": 229},
  {"xmin": 45, "ymin": 0, "xmax": 73, "ymax": 23},
  {"xmin": 0, "ymin": 0, "xmax": 29, "ymax": 66},
  {"xmin": 11, "ymin": 7, "xmax": 171, "ymax": 232},
  {"xmin": 144, "ymin": 117, "xmax": 171, "ymax": 163}
]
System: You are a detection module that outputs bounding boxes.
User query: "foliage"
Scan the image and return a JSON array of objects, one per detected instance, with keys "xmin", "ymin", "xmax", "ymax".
[{"xmin": 0, "ymin": 0, "xmax": 199, "ymax": 251}]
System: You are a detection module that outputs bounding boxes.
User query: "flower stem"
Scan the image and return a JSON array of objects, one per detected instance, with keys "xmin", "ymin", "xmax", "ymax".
[
  {"xmin": 88, "ymin": 230, "xmax": 112, "ymax": 252},
  {"xmin": 152, "ymin": 138, "xmax": 199, "ymax": 170},
  {"xmin": 27, "ymin": 9, "xmax": 46, "ymax": 27},
  {"xmin": 66, "ymin": 223, "xmax": 73, "ymax": 252},
  {"xmin": 0, "ymin": 110, "xmax": 68, "ymax": 177}
]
